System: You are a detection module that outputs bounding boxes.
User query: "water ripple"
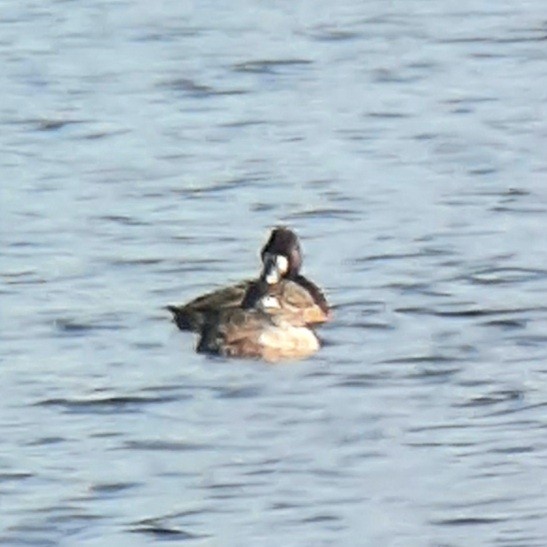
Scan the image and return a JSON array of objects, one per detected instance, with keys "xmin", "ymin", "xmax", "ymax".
[
  {"xmin": 35, "ymin": 395, "xmax": 180, "ymax": 414},
  {"xmin": 4, "ymin": 1, "xmax": 547, "ymax": 545}
]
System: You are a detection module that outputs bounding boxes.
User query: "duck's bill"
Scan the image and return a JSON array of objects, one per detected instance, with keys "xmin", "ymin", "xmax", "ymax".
[{"xmin": 261, "ymin": 253, "xmax": 289, "ymax": 284}]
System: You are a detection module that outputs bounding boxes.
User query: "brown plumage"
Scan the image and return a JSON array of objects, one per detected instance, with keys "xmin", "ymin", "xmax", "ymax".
[
  {"xmin": 167, "ymin": 280, "xmax": 249, "ymax": 332},
  {"xmin": 197, "ymin": 307, "xmax": 320, "ymax": 362},
  {"xmin": 167, "ymin": 227, "xmax": 330, "ymax": 332}
]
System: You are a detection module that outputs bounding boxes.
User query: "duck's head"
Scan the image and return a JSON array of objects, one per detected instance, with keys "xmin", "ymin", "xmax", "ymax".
[{"xmin": 260, "ymin": 227, "xmax": 302, "ymax": 284}]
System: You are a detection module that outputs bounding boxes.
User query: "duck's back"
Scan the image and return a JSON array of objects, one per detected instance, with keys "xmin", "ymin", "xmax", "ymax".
[
  {"xmin": 169, "ymin": 275, "xmax": 329, "ymax": 332},
  {"xmin": 167, "ymin": 280, "xmax": 250, "ymax": 331},
  {"xmin": 242, "ymin": 277, "xmax": 330, "ymax": 326}
]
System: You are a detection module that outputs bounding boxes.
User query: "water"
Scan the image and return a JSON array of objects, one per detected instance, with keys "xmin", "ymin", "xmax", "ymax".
[{"xmin": 2, "ymin": 1, "xmax": 547, "ymax": 545}]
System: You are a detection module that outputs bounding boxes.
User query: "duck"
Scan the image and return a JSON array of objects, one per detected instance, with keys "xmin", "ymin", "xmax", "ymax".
[
  {"xmin": 167, "ymin": 227, "xmax": 330, "ymax": 332},
  {"xmin": 196, "ymin": 284, "xmax": 321, "ymax": 361}
]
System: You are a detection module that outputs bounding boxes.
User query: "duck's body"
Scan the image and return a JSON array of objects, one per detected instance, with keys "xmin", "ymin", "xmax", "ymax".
[
  {"xmin": 167, "ymin": 275, "xmax": 329, "ymax": 332},
  {"xmin": 167, "ymin": 227, "xmax": 330, "ymax": 361},
  {"xmin": 167, "ymin": 227, "xmax": 330, "ymax": 332}
]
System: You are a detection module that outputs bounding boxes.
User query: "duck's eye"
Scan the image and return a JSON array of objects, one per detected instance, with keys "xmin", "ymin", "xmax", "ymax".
[
  {"xmin": 261, "ymin": 295, "xmax": 280, "ymax": 309},
  {"xmin": 275, "ymin": 255, "xmax": 289, "ymax": 274}
]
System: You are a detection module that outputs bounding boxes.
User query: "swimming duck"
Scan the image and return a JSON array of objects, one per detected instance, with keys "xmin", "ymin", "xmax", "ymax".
[
  {"xmin": 196, "ymin": 284, "xmax": 321, "ymax": 361},
  {"xmin": 167, "ymin": 227, "xmax": 330, "ymax": 331}
]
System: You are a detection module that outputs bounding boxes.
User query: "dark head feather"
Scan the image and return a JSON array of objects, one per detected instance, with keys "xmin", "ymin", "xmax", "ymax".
[{"xmin": 260, "ymin": 227, "xmax": 302, "ymax": 278}]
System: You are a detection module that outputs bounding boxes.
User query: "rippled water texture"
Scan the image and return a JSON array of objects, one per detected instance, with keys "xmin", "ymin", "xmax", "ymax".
[{"xmin": 2, "ymin": 1, "xmax": 547, "ymax": 545}]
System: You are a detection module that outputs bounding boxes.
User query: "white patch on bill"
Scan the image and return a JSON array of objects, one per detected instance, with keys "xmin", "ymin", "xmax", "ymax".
[{"xmin": 275, "ymin": 255, "xmax": 289, "ymax": 274}]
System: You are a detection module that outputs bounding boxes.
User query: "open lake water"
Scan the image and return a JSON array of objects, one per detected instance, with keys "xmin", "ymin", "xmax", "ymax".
[{"xmin": 2, "ymin": 1, "xmax": 547, "ymax": 545}]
